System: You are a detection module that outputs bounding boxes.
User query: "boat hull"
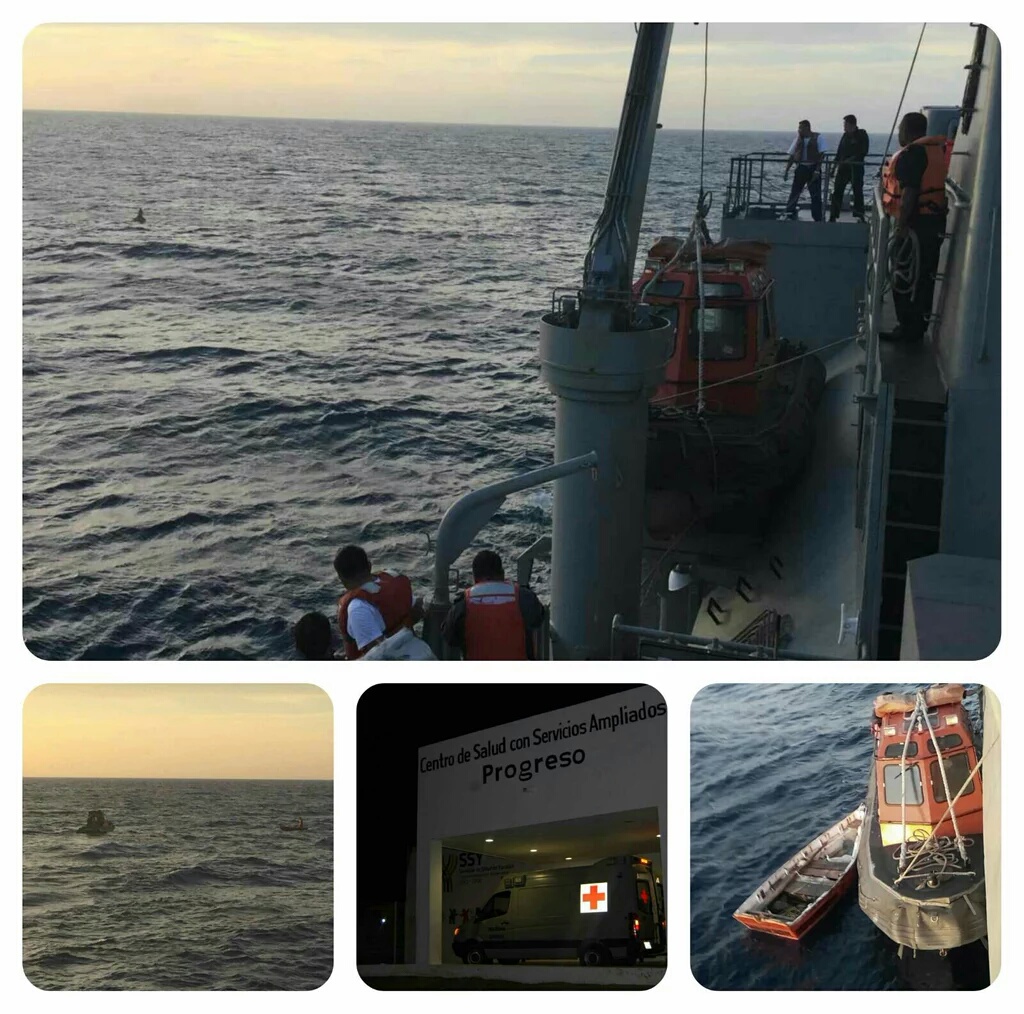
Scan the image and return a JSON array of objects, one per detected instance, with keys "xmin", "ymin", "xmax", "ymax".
[
  {"xmin": 857, "ymin": 767, "xmax": 987, "ymax": 950},
  {"xmin": 646, "ymin": 351, "xmax": 827, "ymax": 540},
  {"xmin": 733, "ymin": 804, "xmax": 865, "ymax": 941}
]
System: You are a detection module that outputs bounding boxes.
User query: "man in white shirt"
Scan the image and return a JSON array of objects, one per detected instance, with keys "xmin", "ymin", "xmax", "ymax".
[
  {"xmin": 334, "ymin": 545, "xmax": 424, "ymax": 659},
  {"xmin": 783, "ymin": 120, "xmax": 827, "ymax": 221}
]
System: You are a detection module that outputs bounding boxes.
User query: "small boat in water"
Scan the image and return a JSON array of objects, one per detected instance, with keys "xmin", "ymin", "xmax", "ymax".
[
  {"xmin": 76, "ymin": 809, "xmax": 114, "ymax": 835},
  {"xmin": 280, "ymin": 818, "xmax": 305, "ymax": 831},
  {"xmin": 733, "ymin": 803, "xmax": 865, "ymax": 940},
  {"xmin": 857, "ymin": 684, "xmax": 987, "ymax": 951}
]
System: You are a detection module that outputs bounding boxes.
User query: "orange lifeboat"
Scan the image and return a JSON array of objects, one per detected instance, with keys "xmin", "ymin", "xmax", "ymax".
[{"xmin": 635, "ymin": 237, "xmax": 826, "ymax": 540}]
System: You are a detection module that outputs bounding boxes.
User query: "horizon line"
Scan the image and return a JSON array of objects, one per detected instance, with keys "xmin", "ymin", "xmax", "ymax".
[
  {"xmin": 23, "ymin": 775, "xmax": 333, "ymax": 781},
  {"xmin": 22, "ymin": 107, "xmax": 823, "ymax": 134}
]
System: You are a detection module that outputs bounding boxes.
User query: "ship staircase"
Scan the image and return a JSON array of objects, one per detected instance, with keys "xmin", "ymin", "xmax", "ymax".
[{"xmin": 855, "ymin": 200, "xmax": 948, "ymax": 659}]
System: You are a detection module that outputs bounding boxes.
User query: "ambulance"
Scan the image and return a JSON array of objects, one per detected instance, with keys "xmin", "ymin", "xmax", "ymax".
[{"xmin": 451, "ymin": 854, "xmax": 665, "ymax": 966}]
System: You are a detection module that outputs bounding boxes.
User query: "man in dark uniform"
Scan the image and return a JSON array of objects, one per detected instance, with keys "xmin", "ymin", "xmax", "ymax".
[
  {"xmin": 881, "ymin": 111, "xmax": 948, "ymax": 343},
  {"xmin": 829, "ymin": 114, "xmax": 870, "ymax": 222}
]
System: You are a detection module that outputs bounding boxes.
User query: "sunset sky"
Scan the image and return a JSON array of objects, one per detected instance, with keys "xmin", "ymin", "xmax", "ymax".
[
  {"xmin": 21, "ymin": 20, "xmax": 980, "ymax": 131},
  {"xmin": 23, "ymin": 684, "xmax": 333, "ymax": 779}
]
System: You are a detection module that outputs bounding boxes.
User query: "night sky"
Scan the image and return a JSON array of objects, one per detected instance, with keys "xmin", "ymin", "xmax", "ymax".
[{"xmin": 356, "ymin": 683, "xmax": 643, "ymax": 906}]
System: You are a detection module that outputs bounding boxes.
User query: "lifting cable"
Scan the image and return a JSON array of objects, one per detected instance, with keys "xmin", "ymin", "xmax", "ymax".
[
  {"xmin": 880, "ymin": 24, "xmax": 927, "ymax": 170},
  {"xmin": 893, "ymin": 728, "xmax": 997, "ymax": 888},
  {"xmin": 880, "ymin": 26, "xmax": 927, "ymax": 299}
]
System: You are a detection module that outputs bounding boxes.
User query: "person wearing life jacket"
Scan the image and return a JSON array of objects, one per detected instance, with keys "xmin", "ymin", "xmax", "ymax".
[
  {"xmin": 880, "ymin": 111, "xmax": 949, "ymax": 343},
  {"xmin": 334, "ymin": 545, "xmax": 423, "ymax": 660},
  {"xmin": 829, "ymin": 114, "xmax": 870, "ymax": 222},
  {"xmin": 783, "ymin": 120, "xmax": 828, "ymax": 222},
  {"xmin": 441, "ymin": 550, "xmax": 545, "ymax": 660}
]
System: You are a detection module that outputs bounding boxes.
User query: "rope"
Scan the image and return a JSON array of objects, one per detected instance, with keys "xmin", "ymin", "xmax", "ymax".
[
  {"xmin": 695, "ymin": 226, "xmax": 707, "ymax": 414},
  {"xmin": 886, "ymin": 228, "xmax": 920, "ymax": 298},
  {"xmin": 650, "ymin": 333, "xmax": 857, "ymax": 411},
  {"xmin": 921, "ymin": 693, "xmax": 967, "ymax": 861},
  {"xmin": 897, "ymin": 696, "xmax": 921, "ymax": 864},
  {"xmin": 699, "ymin": 24, "xmax": 709, "ymax": 200},
  {"xmin": 892, "ymin": 729, "xmax": 998, "ymax": 888},
  {"xmin": 880, "ymin": 24, "xmax": 928, "ymax": 173}
]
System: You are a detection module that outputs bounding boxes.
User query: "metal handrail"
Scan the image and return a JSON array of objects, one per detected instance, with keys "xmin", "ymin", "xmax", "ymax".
[
  {"xmin": 724, "ymin": 152, "xmax": 888, "ymax": 220},
  {"xmin": 610, "ymin": 614, "xmax": 838, "ymax": 661}
]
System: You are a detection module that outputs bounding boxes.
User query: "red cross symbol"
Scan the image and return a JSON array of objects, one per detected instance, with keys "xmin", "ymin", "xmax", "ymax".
[
  {"xmin": 639, "ymin": 887, "xmax": 649, "ymax": 906},
  {"xmin": 582, "ymin": 885, "xmax": 606, "ymax": 910}
]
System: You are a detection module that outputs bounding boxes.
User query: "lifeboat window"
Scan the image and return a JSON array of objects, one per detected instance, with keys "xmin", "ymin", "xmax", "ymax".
[
  {"xmin": 883, "ymin": 763, "xmax": 923, "ymax": 805},
  {"xmin": 883, "ymin": 741, "xmax": 918, "ymax": 759},
  {"xmin": 651, "ymin": 303, "xmax": 679, "ymax": 342},
  {"xmin": 925, "ymin": 733, "xmax": 963, "ymax": 753},
  {"xmin": 645, "ymin": 280, "xmax": 684, "ymax": 298},
  {"xmin": 902, "ymin": 708, "xmax": 941, "ymax": 732},
  {"xmin": 478, "ymin": 891, "xmax": 511, "ymax": 920},
  {"xmin": 930, "ymin": 754, "xmax": 976, "ymax": 803},
  {"xmin": 701, "ymin": 282, "xmax": 743, "ymax": 297},
  {"xmin": 688, "ymin": 306, "xmax": 747, "ymax": 361}
]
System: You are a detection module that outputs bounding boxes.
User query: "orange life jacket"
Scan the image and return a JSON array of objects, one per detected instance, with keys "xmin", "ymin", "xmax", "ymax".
[
  {"xmin": 882, "ymin": 135, "xmax": 948, "ymax": 219},
  {"xmin": 464, "ymin": 580, "xmax": 528, "ymax": 661},
  {"xmin": 338, "ymin": 572, "xmax": 413, "ymax": 660}
]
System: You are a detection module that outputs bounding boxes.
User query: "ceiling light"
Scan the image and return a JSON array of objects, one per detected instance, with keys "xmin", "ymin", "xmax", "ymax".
[
  {"xmin": 565, "ymin": 857, "xmax": 573, "ymax": 861},
  {"xmin": 656, "ymin": 834, "xmax": 661, "ymax": 838},
  {"xmin": 485, "ymin": 838, "xmax": 494, "ymax": 842},
  {"xmin": 530, "ymin": 848, "xmax": 538, "ymax": 852}
]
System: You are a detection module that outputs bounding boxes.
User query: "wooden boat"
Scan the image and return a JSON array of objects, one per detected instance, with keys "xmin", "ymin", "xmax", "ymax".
[
  {"xmin": 733, "ymin": 803, "xmax": 865, "ymax": 940},
  {"xmin": 280, "ymin": 821, "xmax": 305, "ymax": 831}
]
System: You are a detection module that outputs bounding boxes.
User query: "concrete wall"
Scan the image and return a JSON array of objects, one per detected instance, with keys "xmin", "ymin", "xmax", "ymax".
[{"xmin": 415, "ymin": 688, "xmax": 668, "ymax": 964}]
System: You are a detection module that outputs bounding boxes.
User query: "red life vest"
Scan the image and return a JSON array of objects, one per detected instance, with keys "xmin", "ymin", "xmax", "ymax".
[
  {"xmin": 882, "ymin": 135, "xmax": 949, "ymax": 219},
  {"xmin": 337, "ymin": 572, "xmax": 413, "ymax": 660},
  {"xmin": 464, "ymin": 580, "xmax": 528, "ymax": 661}
]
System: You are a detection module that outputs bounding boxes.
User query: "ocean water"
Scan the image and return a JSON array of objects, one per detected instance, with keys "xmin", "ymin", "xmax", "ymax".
[
  {"xmin": 690, "ymin": 684, "xmax": 989, "ymax": 991},
  {"xmin": 23, "ymin": 778, "xmax": 333, "ymax": 990},
  {"xmin": 23, "ymin": 112, "xmax": 877, "ymax": 660}
]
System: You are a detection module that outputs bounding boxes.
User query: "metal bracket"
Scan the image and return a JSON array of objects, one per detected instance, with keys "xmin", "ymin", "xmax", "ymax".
[{"xmin": 707, "ymin": 597, "xmax": 726, "ymax": 626}]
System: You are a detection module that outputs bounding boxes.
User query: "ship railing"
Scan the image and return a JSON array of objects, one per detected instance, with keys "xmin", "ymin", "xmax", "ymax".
[
  {"xmin": 421, "ymin": 453, "xmax": 597, "ymax": 659},
  {"xmin": 609, "ymin": 615, "xmax": 838, "ymax": 661},
  {"xmin": 853, "ymin": 182, "xmax": 890, "ymax": 534},
  {"xmin": 724, "ymin": 152, "xmax": 888, "ymax": 221}
]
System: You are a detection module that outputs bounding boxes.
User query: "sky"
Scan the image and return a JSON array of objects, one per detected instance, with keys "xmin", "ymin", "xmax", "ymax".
[
  {"xmin": 23, "ymin": 683, "xmax": 333, "ymax": 779},
  {"xmin": 21, "ymin": 19, "xmax": 981, "ymax": 132}
]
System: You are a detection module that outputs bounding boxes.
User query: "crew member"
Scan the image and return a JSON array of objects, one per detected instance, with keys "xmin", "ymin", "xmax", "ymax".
[
  {"xmin": 783, "ymin": 120, "xmax": 827, "ymax": 221},
  {"xmin": 880, "ymin": 111, "xmax": 948, "ymax": 343},
  {"xmin": 334, "ymin": 545, "xmax": 423, "ymax": 659},
  {"xmin": 829, "ymin": 114, "xmax": 870, "ymax": 222},
  {"xmin": 441, "ymin": 550, "xmax": 545, "ymax": 660}
]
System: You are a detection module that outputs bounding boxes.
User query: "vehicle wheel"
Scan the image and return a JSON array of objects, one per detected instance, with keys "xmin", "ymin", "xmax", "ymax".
[
  {"xmin": 463, "ymin": 945, "xmax": 486, "ymax": 965},
  {"xmin": 579, "ymin": 945, "xmax": 609, "ymax": 967}
]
